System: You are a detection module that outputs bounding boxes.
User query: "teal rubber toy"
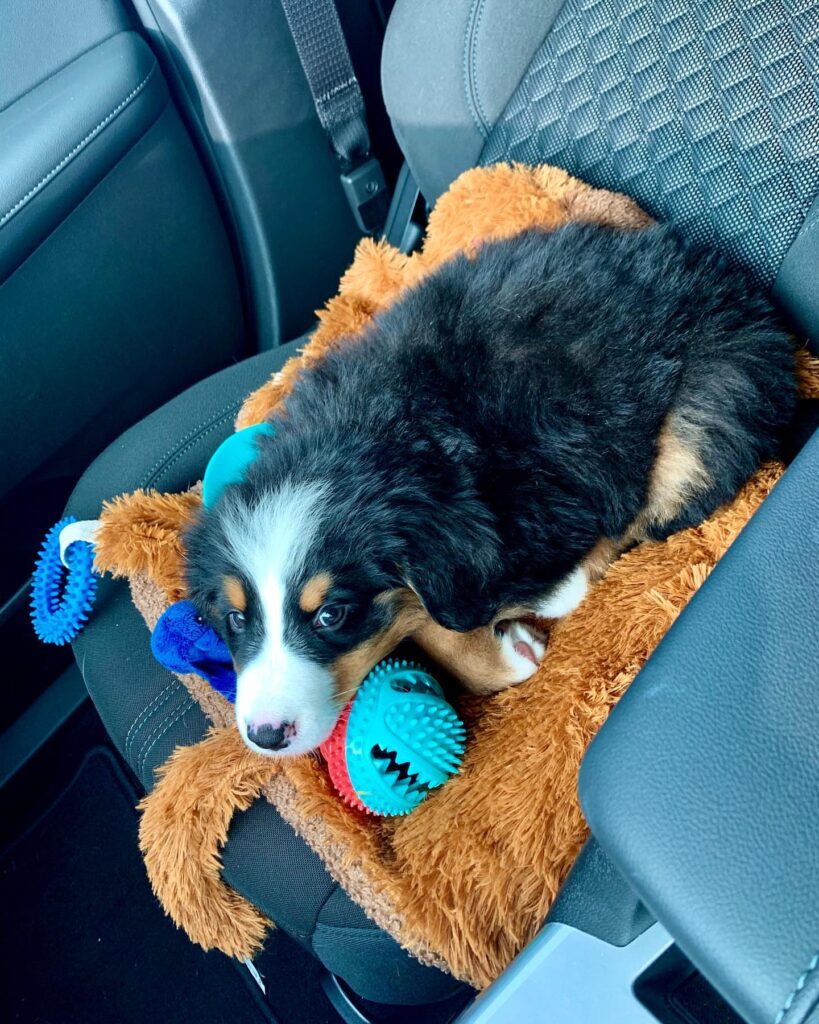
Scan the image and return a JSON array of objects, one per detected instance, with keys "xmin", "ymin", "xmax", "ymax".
[
  {"xmin": 202, "ymin": 423, "xmax": 276, "ymax": 508},
  {"xmin": 344, "ymin": 658, "xmax": 466, "ymax": 816}
]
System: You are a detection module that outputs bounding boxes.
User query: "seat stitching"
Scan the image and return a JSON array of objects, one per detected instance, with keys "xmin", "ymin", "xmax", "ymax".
[
  {"xmin": 146, "ymin": 403, "xmax": 243, "ymax": 490},
  {"xmin": 140, "ymin": 698, "xmax": 196, "ymax": 779},
  {"xmin": 314, "ymin": 921, "xmax": 394, "ymax": 938},
  {"xmin": 464, "ymin": 0, "xmax": 491, "ymax": 139},
  {"xmin": 776, "ymin": 951, "xmax": 819, "ymax": 1024},
  {"xmin": 132, "ymin": 692, "xmax": 191, "ymax": 772},
  {"xmin": 138, "ymin": 398, "xmax": 242, "ymax": 490},
  {"xmin": 123, "ymin": 680, "xmax": 177, "ymax": 760},
  {"xmin": 131, "ymin": 692, "xmax": 191, "ymax": 772},
  {"xmin": 137, "ymin": 697, "xmax": 196, "ymax": 779},
  {"xmin": 0, "ymin": 63, "xmax": 158, "ymax": 228},
  {"xmin": 140, "ymin": 398, "xmax": 239, "ymax": 485},
  {"xmin": 0, "ymin": 34, "xmax": 119, "ymax": 116},
  {"xmin": 138, "ymin": 698, "xmax": 195, "ymax": 780}
]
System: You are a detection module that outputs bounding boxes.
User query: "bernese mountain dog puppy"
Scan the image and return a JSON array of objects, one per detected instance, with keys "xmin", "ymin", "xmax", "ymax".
[{"xmin": 186, "ymin": 223, "xmax": 798, "ymax": 757}]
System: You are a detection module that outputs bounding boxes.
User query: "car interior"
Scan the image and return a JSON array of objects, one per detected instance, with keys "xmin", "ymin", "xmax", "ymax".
[{"xmin": 2, "ymin": 1, "xmax": 818, "ymax": 1022}]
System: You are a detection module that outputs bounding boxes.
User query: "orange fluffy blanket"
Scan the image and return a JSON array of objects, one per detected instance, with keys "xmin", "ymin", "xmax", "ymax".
[{"xmin": 92, "ymin": 164, "xmax": 819, "ymax": 989}]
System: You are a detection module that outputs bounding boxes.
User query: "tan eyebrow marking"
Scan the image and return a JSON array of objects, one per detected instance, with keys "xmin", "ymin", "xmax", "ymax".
[
  {"xmin": 299, "ymin": 572, "xmax": 333, "ymax": 613},
  {"xmin": 222, "ymin": 575, "xmax": 247, "ymax": 612}
]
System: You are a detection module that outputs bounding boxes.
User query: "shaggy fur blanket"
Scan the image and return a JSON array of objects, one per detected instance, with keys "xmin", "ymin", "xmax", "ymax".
[{"xmin": 93, "ymin": 164, "xmax": 819, "ymax": 989}]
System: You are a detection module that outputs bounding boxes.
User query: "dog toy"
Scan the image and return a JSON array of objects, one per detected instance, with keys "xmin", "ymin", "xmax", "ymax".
[
  {"xmin": 31, "ymin": 516, "xmax": 99, "ymax": 645},
  {"xmin": 202, "ymin": 422, "xmax": 275, "ymax": 508},
  {"xmin": 151, "ymin": 600, "xmax": 237, "ymax": 702},
  {"xmin": 320, "ymin": 658, "xmax": 466, "ymax": 817}
]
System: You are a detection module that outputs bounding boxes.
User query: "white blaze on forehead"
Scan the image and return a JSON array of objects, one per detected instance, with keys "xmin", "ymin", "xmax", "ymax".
[
  {"xmin": 220, "ymin": 480, "xmax": 329, "ymax": 590},
  {"xmin": 221, "ymin": 481, "xmax": 339, "ymax": 757}
]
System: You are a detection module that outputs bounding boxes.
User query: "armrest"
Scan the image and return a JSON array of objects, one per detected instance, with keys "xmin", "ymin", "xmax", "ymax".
[{"xmin": 580, "ymin": 431, "xmax": 819, "ymax": 1024}]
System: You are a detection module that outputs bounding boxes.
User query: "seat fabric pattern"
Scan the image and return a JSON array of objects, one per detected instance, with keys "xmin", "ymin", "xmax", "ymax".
[{"xmin": 481, "ymin": 0, "xmax": 819, "ymax": 285}]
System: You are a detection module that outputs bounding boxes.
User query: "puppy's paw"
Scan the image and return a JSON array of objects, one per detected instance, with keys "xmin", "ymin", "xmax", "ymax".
[{"xmin": 494, "ymin": 619, "xmax": 548, "ymax": 683}]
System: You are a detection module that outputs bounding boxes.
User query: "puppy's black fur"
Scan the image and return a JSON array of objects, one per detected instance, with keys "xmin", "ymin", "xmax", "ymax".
[{"xmin": 189, "ymin": 223, "xmax": 797, "ymax": 645}]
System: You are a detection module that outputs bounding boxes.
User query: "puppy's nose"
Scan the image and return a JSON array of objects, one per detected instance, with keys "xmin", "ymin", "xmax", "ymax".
[{"xmin": 246, "ymin": 721, "xmax": 292, "ymax": 751}]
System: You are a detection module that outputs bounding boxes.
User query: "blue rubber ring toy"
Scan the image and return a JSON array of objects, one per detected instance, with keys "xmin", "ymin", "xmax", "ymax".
[{"xmin": 31, "ymin": 516, "xmax": 99, "ymax": 646}]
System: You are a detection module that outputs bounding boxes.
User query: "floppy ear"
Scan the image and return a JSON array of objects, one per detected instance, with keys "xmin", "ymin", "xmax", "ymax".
[
  {"xmin": 398, "ymin": 509, "xmax": 501, "ymax": 633},
  {"xmin": 402, "ymin": 565, "xmax": 496, "ymax": 633}
]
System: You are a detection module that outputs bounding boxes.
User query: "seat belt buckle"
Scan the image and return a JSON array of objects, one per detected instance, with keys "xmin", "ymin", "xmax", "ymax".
[{"xmin": 340, "ymin": 157, "xmax": 390, "ymax": 235}]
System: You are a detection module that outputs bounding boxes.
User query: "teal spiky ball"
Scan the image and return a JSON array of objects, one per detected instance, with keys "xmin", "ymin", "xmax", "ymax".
[{"xmin": 339, "ymin": 658, "xmax": 466, "ymax": 817}]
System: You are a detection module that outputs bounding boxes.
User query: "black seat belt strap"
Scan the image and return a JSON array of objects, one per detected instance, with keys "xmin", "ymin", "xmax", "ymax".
[{"xmin": 279, "ymin": 0, "xmax": 389, "ymax": 234}]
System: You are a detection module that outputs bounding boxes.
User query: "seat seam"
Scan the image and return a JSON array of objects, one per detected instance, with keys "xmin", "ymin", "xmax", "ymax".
[
  {"xmin": 314, "ymin": 920, "xmax": 389, "ymax": 937},
  {"xmin": 310, "ymin": 882, "xmax": 344, "ymax": 945},
  {"xmin": 125, "ymin": 685, "xmax": 179, "ymax": 762},
  {"xmin": 795, "ymin": 211, "xmax": 819, "ymax": 239},
  {"xmin": 137, "ymin": 696, "xmax": 196, "ymax": 779},
  {"xmin": 139, "ymin": 699, "xmax": 196, "ymax": 779},
  {"xmin": 463, "ymin": 0, "xmax": 491, "ymax": 139},
  {"xmin": 776, "ymin": 951, "xmax": 819, "ymax": 1024},
  {"xmin": 123, "ymin": 679, "xmax": 177, "ymax": 761},
  {"xmin": 0, "ymin": 63, "xmax": 158, "ymax": 228},
  {"xmin": 131, "ymin": 691, "xmax": 191, "ymax": 770},
  {"xmin": 138, "ymin": 397, "xmax": 242, "ymax": 490},
  {"xmin": 0, "ymin": 31, "xmax": 126, "ymax": 116},
  {"xmin": 148, "ymin": 404, "xmax": 243, "ymax": 490}
]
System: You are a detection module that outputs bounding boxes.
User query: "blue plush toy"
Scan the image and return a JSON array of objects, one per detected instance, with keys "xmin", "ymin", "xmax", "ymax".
[{"xmin": 150, "ymin": 600, "xmax": 237, "ymax": 703}]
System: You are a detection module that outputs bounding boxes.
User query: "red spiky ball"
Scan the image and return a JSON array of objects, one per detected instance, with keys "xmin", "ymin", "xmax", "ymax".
[{"xmin": 319, "ymin": 702, "xmax": 369, "ymax": 814}]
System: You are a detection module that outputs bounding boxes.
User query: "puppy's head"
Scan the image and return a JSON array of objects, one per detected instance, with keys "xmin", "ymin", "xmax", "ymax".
[
  {"xmin": 185, "ymin": 411, "xmax": 505, "ymax": 756},
  {"xmin": 185, "ymin": 480, "xmax": 436, "ymax": 757}
]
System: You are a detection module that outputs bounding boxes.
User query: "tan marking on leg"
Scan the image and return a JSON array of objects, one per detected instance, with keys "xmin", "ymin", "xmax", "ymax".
[
  {"xmin": 413, "ymin": 607, "xmax": 545, "ymax": 696},
  {"xmin": 223, "ymin": 576, "xmax": 247, "ymax": 612},
  {"xmin": 581, "ymin": 538, "xmax": 621, "ymax": 583},
  {"xmin": 538, "ymin": 416, "xmax": 711, "ymax": 614},
  {"xmin": 624, "ymin": 413, "xmax": 711, "ymax": 543},
  {"xmin": 330, "ymin": 590, "xmax": 426, "ymax": 702},
  {"xmin": 299, "ymin": 572, "xmax": 333, "ymax": 613}
]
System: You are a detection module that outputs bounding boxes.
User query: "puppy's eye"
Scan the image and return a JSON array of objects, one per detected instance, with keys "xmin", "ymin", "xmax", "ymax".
[
  {"xmin": 313, "ymin": 604, "xmax": 348, "ymax": 631},
  {"xmin": 226, "ymin": 610, "xmax": 246, "ymax": 634}
]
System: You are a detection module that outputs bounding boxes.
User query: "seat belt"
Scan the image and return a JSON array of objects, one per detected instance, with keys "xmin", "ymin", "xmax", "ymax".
[{"xmin": 279, "ymin": 0, "xmax": 389, "ymax": 235}]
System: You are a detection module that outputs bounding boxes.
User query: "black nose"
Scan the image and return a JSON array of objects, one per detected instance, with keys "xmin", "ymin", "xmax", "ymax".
[{"xmin": 247, "ymin": 722, "xmax": 290, "ymax": 751}]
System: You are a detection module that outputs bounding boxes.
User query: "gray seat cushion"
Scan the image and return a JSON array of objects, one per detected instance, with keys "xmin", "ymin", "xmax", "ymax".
[
  {"xmin": 481, "ymin": 0, "xmax": 819, "ymax": 291},
  {"xmin": 382, "ymin": 0, "xmax": 566, "ymax": 203},
  {"xmin": 486, "ymin": 0, "xmax": 819, "ymax": 341},
  {"xmin": 67, "ymin": 341, "xmax": 462, "ymax": 1006},
  {"xmin": 384, "ymin": 0, "xmax": 819, "ymax": 339}
]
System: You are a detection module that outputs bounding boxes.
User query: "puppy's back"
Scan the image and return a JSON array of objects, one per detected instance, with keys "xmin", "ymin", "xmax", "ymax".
[{"xmin": 281, "ymin": 223, "xmax": 795, "ymax": 568}]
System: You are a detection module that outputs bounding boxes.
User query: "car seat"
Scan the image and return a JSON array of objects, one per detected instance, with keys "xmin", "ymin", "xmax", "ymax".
[{"xmin": 67, "ymin": 0, "xmax": 819, "ymax": 1015}]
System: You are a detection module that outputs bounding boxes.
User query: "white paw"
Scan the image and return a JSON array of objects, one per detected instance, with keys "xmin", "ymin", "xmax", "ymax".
[{"xmin": 495, "ymin": 620, "xmax": 548, "ymax": 682}]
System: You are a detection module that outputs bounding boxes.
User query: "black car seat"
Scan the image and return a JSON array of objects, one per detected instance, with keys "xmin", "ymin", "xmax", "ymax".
[{"xmin": 67, "ymin": 0, "xmax": 819, "ymax": 1013}]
